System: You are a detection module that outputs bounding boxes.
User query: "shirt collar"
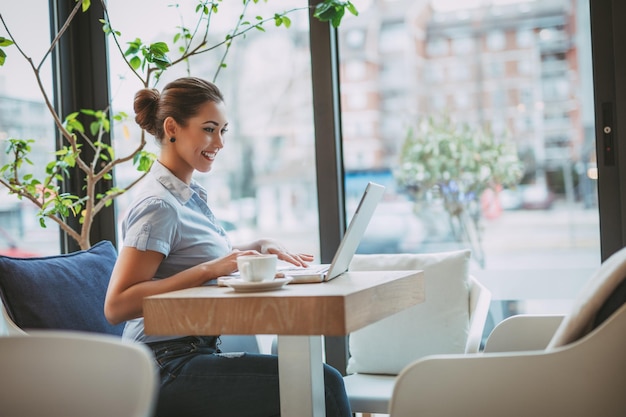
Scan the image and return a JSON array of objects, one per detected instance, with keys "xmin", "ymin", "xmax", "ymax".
[{"xmin": 150, "ymin": 160, "xmax": 207, "ymax": 203}]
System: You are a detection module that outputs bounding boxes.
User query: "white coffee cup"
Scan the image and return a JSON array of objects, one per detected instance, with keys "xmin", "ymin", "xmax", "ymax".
[{"xmin": 237, "ymin": 254, "xmax": 278, "ymax": 282}]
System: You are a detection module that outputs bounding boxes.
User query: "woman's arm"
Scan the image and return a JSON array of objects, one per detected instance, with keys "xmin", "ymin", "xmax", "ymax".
[{"xmin": 104, "ymin": 247, "xmax": 251, "ymax": 325}]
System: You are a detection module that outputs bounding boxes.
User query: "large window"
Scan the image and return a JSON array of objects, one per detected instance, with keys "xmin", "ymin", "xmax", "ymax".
[
  {"xmin": 338, "ymin": 0, "xmax": 600, "ymax": 326},
  {"xmin": 0, "ymin": 1, "xmax": 59, "ymax": 256}
]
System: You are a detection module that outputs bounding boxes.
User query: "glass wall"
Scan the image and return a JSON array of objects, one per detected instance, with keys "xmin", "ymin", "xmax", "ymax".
[
  {"xmin": 0, "ymin": 0, "xmax": 60, "ymax": 256},
  {"xmin": 106, "ymin": 0, "xmax": 321, "ymax": 257},
  {"xmin": 338, "ymin": 0, "xmax": 600, "ymax": 324}
]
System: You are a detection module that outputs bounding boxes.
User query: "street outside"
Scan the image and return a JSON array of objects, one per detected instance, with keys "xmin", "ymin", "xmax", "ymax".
[{"xmin": 475, "ymin": 199, "xmax": 600, "ymax": 305}]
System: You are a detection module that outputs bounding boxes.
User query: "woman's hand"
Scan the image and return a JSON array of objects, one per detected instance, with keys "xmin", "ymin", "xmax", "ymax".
[
  {"xmin": 233, "ymin": 238, "xmax": 314, "ymax": 267},
  {"xmin": 259, "ymin": 238, "xmax": 314, "ymax": 267},
  {"xmin": 209, "ymin": 249, "xmax": 264, "ymax": 276}
]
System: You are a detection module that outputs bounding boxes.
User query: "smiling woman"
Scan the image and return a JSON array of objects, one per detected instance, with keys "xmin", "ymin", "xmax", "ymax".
[{"xmin": 103, "ymin": 75, "xmax": 352, "ymax": 417}]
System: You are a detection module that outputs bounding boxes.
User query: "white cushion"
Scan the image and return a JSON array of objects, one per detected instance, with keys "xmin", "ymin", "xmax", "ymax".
[{"xmin": 346, "ymin": 249, "xmax": 471, "ymax": 375}]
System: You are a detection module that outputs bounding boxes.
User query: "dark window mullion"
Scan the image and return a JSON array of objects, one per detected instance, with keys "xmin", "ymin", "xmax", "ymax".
[
  {"xmin": 308, "ymin": 1, "xmax": 349, "ymax": 374},
  {"xmin": 591, "ymin": 0, "xmax": 626, "ymax": 260}
]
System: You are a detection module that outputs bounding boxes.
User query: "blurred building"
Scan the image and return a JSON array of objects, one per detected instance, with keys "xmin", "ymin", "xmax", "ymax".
[{"xmin": 338, "ymin": 0, "xmax": 594, "ymax": 205}]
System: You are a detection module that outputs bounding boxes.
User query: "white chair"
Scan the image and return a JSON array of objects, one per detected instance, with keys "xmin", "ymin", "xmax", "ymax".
[
  {"xmin": 343, "ymin": 250, "xmax": 492, "ymax": 416},
  {"xmin": 388, "ymin": 246, "xmax": 626, "ymax": 417},
  {"xmin": 0, "ymin": 330, "xmax": 159, "ymax": 417}
]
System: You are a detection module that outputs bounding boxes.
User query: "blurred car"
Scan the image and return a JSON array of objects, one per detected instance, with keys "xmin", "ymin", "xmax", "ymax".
[
  {"xmin": 521, "ymin": 184, "xmax": 555, "ymax": 210},
  {"xmin": 500, "ymin": 184, "xmax": 554, "ymax": 210}
]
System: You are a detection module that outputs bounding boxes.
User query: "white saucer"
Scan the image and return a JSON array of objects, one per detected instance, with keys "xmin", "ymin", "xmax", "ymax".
[{"xmin": 224, "ymin": 277, "xmax": 292, "ymax": 293}]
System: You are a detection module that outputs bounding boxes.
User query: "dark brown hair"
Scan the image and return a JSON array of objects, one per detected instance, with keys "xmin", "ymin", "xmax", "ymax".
[{"xmin": 133, "ymin": 77, "xmax": 224, "ymax": 142}]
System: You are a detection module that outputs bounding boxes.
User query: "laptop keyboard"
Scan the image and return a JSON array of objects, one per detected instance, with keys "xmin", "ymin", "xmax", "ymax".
[{"xmin": 278, "ymin": 264, "xmax": 329, "ymax": 274}]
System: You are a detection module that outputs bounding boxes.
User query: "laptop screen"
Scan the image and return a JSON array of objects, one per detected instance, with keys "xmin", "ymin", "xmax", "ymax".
[{"xmin": 324, "ymin": 182, "xmax": 385, "ymax": 281}]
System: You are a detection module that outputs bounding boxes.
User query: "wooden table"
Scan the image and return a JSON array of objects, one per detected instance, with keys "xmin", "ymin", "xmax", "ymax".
[{"xmin": 144, "ymin": 270, "xmax": 424, "ymax": 417}]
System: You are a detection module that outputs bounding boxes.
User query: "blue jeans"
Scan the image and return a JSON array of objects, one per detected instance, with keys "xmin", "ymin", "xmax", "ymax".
[{"xmin": 147, "ymin": 336, "xmax": 352, "ymax": 417}]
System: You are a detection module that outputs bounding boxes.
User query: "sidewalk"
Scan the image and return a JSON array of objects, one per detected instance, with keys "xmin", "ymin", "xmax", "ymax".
[{"xmin": 473, "ymin": 200, "xmax": 601, "ymax": 310}]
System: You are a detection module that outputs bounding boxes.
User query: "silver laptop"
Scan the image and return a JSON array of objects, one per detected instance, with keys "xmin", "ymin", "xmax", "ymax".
[{"xmin": 281, "ymin": 182, "xmax": 385, "ymax": 283}]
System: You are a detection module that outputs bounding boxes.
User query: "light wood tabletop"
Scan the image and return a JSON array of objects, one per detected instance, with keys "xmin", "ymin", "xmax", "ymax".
[
  {"xmin": 143, "ymin": 270, "xmax": 424, "ymax": 336},
  {"xmin": 143, "ymin": 269, "xmax": 424, "ymax": 417}
]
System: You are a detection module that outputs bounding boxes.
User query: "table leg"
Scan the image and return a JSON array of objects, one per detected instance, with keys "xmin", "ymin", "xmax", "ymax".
[{"xmin": 277, "ymin": 335, "xmax": 326, "ymax": 417}]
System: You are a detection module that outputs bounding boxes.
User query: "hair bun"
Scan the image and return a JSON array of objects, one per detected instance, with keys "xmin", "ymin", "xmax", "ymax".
[{"xmin": 133, "ymin": 88, "xmax": 161, "ymax": 136}]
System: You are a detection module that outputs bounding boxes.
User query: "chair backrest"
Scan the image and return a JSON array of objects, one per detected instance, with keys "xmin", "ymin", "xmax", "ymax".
[
  {"xmin": 483, "ymin": 314, "xmax": 564, "ymax": 353},
  {"xmin": 548, "ymin": 245, "xmax": 626, "ymax": 349},
  {"xmin": 465, "ymin": 276, "xmax": 491, "ymax": 352},
  {"xmin": 0, "ymin": 330, "xmax": 158, "ymax": 417}
]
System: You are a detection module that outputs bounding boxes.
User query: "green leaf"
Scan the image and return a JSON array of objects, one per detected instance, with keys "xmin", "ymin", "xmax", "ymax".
[
  {"xmin": 89, "ymin": 121, "xmax": 100, "ymax": 136},
  {"xmin": 99, "ymin": 19, "xmax": 112, "ymax": 34},
  {"xmin": 64, "ymin": 118, "xmax": 85, "ymax": 134},
  {"xmin": 314, "ymin": 2, "xmax": 334, "ymax": 21},
  {"xmin": 149, "ymin": 41, "xmax": 170, "ymax": 55},
  {"xmin": 0, "ymin": 36, "xmax": 14, "ymax": 65},
  {"xmin": 346, "ymin": 2, "xmax": 359, "ymax": 16},
  {"xmin": 133, "ymin": 150, "xmax": 156, "ymax": 172},
  {"xmin": 314, "ymin": 0, "xmax": 357, "ymax": 27},
  {"xmin": 0, "ymin": 37, "xmax": 14, "ymax": 47},
  {"xmin": 331, "ymin": 7, "xmax": 345, "ymax": 28},
  {"xmin": 129, "ymin": 56, "xmax": 141, "ymax": 70},
  {"xmin": 124, "ymin": 38, "xmax": 142, "ymax": 56},
  {"xmin": 112, "ymin": 111, "xmax": 127, "ymax": 122}
]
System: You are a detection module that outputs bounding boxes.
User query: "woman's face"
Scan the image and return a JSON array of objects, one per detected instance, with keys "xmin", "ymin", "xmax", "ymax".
[{"xmin": 167, "ymin": 100, "xmax": 229, "ymax": 180}]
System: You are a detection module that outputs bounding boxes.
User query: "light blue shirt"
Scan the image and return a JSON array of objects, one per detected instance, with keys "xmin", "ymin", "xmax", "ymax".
[{"xmin": 121, "ymin": 160, "xmax": 232, "ymax": 343}]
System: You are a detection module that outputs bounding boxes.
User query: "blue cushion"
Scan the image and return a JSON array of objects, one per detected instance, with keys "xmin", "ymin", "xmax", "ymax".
[{"xmin": 0, "ymin": 240, "xmax": 124, "ymax": 336}]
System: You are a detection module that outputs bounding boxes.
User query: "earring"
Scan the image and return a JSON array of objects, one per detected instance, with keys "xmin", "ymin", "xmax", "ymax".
[{"xmin": 169, "ymin": 137, "xmax": 176, "ymax": 143}]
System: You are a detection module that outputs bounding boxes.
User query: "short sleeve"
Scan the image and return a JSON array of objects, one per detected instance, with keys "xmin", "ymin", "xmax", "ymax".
[{"xmin": 122, "ymin": 197, "xmax": 178, "ymax": 256}]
